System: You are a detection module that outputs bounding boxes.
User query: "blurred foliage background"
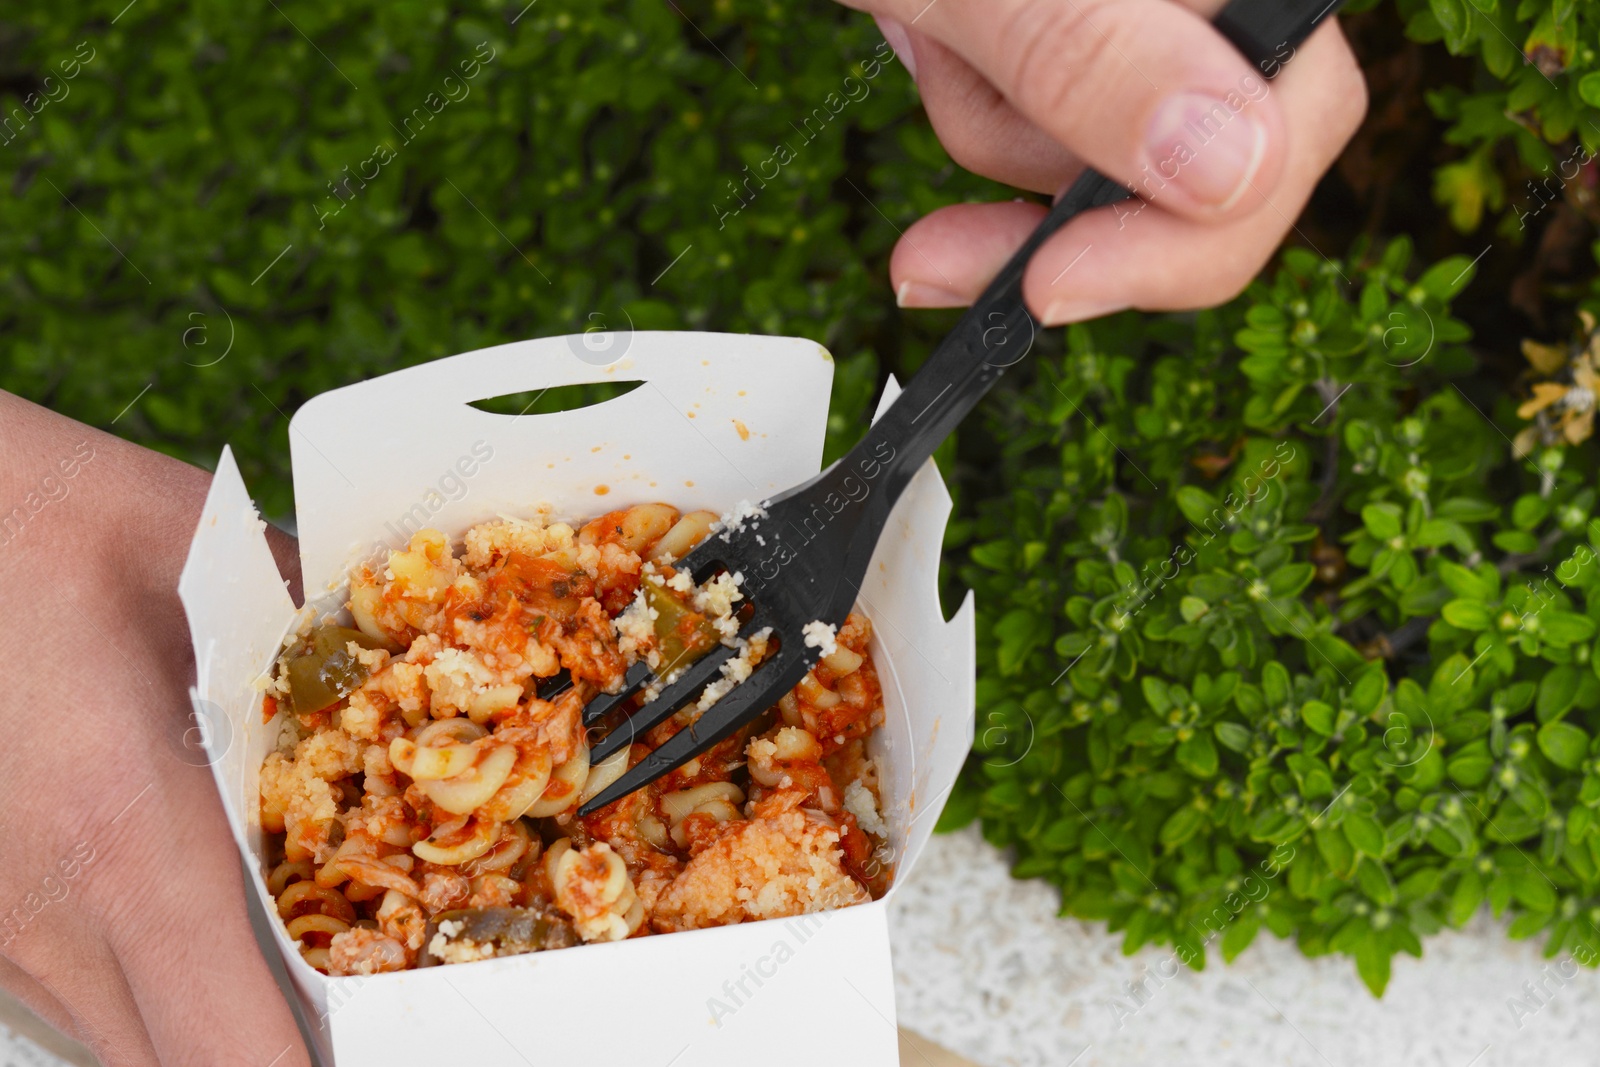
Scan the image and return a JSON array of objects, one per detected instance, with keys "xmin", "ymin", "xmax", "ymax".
[
  {"xmin": 8, "ymin": 0, "xmax": 1600, "ymax": 991},
  {"xmin": 0, "ymin": 0, "xmax": 999, "ymax": 519}
]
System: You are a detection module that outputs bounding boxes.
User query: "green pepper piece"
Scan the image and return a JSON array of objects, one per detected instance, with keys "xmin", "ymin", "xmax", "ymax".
[
  {"xmin": 416, "ymin": 906, "xmax": 578, "ymax": 966},
  {"xmin": 285, "ymin": 625, "xmax": 388, "ymax": 716},
  {"xmin": 643, "ymin": 578, "xmax": 722, "ymax": 676}
]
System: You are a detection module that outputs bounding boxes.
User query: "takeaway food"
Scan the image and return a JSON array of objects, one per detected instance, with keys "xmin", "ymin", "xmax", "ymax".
[{"xmin": 258, "ymin": 504, "xmax": 892, "ymax": 975}]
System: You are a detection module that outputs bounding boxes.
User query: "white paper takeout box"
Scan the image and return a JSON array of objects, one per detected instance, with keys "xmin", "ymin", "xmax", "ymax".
[{"xmin": 179, "ymin": 332, "xmax": 975, "ymax": 1067}]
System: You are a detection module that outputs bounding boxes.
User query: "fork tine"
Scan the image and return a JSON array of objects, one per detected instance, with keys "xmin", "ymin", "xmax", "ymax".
[
  {"xmin": 587, "ymin": 642, "xmax": 738, "ymax": 763},
  {"xmin": 534, "ymin": 670, "xmax": 573, "ymax": 701},
  {"xmin": 580, "ymin": 660, "xmax": 654, "ymax": 726},
  {"xmin": 663, "ymin": 538, "xmax": 728, "ymax": 584},
  {"xmin": 577, "ymin": 647, "xmax": 809, "ymax": 815},
  {"xmin": 668, "ymin": 506, "xmax": 770, "ymax": 583},
  {"xmin": 577, "ymin": 529, "xmax": 749, "ymax": 727}
]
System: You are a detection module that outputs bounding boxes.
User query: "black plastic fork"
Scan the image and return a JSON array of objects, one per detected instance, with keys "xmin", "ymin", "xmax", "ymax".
[{"xmin": 576, "ymin": 0, "xmax": 1346, "ymax": 816}]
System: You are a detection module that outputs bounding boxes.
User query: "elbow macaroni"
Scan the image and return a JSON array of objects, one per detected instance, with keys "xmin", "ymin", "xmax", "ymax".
[{"xmin": 260, "ymin": 504, "xmax": 893, "ymax": 974}]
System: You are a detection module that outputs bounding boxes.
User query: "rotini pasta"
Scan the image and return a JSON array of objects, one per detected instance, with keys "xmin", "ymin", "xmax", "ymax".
[{"xmin": 260, "ymin": 504, "xmax": 893, "ymax": 975}]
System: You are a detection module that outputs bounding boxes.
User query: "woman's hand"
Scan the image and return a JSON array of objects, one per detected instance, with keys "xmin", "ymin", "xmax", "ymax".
[
  {"xmin": 840, "ymin": 0, "xmax": 1367, "ymax": 323},
  {"xmin": 0, "ymin": 392, "xmax": 308, "ymax": 1067}
]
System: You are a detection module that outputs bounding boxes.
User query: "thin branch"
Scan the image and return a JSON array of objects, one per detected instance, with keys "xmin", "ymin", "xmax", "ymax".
[
  {"xmin": 1497, "ymin": 527, "xmax": 1567, "ymax": 575},
  {"xmin": 1307, "ymin": 378, "xmax": 1344, "ymax": 523},
  {"xmin": 1307, "ymin": 431, "xmax": 1342, "ymax": 522},
  {"xmin": 1380, "ymin": 615, "xmax": 1433, "ymax": 658}
]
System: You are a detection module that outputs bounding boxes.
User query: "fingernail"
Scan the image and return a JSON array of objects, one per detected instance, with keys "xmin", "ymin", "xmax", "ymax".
[
  {"xmin": 1041, "ymin": 299, "xmax": 1128, "ymax": 326},
  {"xmin": 897, "ymin": 280, "xmax": 966, "ymax": 308},
  {"xmin": 874, "ymin": 15, "xmax": 916, "ymax": 80},
  {"xmin": 1143, "ymin": 92, "xmax": 1267, "ymax": 211}
]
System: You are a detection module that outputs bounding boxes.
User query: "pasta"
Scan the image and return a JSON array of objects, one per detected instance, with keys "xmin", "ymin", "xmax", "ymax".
[{"xmin": 259, "ymin": 503, "xmax": 893, "ymax": 975}]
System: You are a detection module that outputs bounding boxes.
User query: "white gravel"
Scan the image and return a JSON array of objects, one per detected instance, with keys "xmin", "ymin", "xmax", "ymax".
[
  {"xmin": 888, "ymin": 825, "xmax": 1600, "ymax": 1067},
  {"xmin": 7, "ymin": 825, "xmax": 1597, "ymax": 1067}
]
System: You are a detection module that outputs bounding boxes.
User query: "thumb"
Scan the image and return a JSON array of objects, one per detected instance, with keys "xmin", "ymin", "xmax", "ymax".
[{"xmin": 860, "ymin": 0, "xmax": 1288, "ymax": 218}]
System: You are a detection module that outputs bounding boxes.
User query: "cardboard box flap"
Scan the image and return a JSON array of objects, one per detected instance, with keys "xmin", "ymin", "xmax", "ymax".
[
  {"xmin": 177, "ymin": 446, "xmax": 297, "ymax": 858},
  {"xmin": 287, "ymin": 331, "xmax": 836, "ymax": 598},
  {"xmin": 865, "ymin": 377, "xmax": 977, "ymax": 891}
]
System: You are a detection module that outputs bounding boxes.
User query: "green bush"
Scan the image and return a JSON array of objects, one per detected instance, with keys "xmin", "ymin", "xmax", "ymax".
[
  {"xmin": 941, "ymin": 238, "xmax": 1600, "ymax": 994},
  {"xmin": 0, "ymin": 0, "xmax": 997, "ymax": 518},
  {"xmin": 1392, "ymin": 0, "xmax": 1600, "ymax": 233},
  {"xmin": 931, "ymin": 0, "xmax": 1600, "ymax": 994}
]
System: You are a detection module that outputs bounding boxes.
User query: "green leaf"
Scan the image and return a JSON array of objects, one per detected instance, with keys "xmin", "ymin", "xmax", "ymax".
[
  {"xmin": 1288, "ymin": 752, "xmax": 1334, "ymax": 798},
  {"xmin": 1176, "ymin": 486, "xmax": 1222, "ymax": 526},
  {"xmin": 1543, "ymin": 613, "xmax": 1597, "ymax": 647},
  {"xmin": 1418, "ymin": 518, "xmax": 1473, "ymax": 552},
  {"xmin": 1437, "ymin": 498, "xmax": 1500, "ymax": 522},
  {"xmin": 1355, "ymin": 935, "xmax": 1393, "ymax": 996},
  {"xmin": 1508, "ymin": 867, "xmax": 1557, "ymax": 913},
  {"xmin": 1538, "ymin": 721, "xmax": 1590, "ymax": 771},
  {"xmin": 1507, "ymin": 910, "xmax": 1550, "ymax": 940},
  {"xmin": 1176, "ymin": 731, "xmax": 1219, "ymax": 778},
  {"xmin": 1301, "ymin": 700, "xmax": 1336, "ymax": 736},
  {"xmin": 934, "ymin": 786, "xmax": 981, "ymax": 833},
  {"xmin": 1538, "ymin": 666, "xmax": 1583, "ymax": 723},
  {"xmin": 993, "ymin": 609, "xmax": 1050, "ymax": 675},
  {"xmin": 1417, "ymin": 254, "xmax": 1477, "ymax": 299},
  {"xmin": 1448, "ymin": 752, "xmax": 1494, "ymax": 787},
  {"xmin": 1357, "ymin": 856, "xmax": 1397, "ymax": 905},
  {"xmin": 969, "ymin": 542, "xmax": 1013, "ymax": 570},
  {"xmin": 1160, "ymin": 805, "xmax": 1206, "ymax": 850},
  {"xmin": 1580, "ymin": 71, "xmax": 1600, "ymax": 108},
  {"xmin": 1396, "ymin": 677, "xmax": 1428, "ymax": 718},
  {"xmin": 1350, "ymin": 668, "xmax": 1388, "ymax": 716},
  {"xmin": 1450, "ymin": 868, "xmax": 1485, "ymax": 926},
  {"xmin": 1262, "ymin": 662, "xmax": 1292, "ymax": 706},
  {"xmin": 1214, "ymin": 721, "xmax": 1252, "ymax": 752},
  {"xmin": 1317, "ymin": 824, "xmax": 1356, "ymax": 876},
  {"xmin": 1344, "ymin": 812, "xmax": 1387, "ymax": 858},
  {"xmin": 1569, "ymin": 806, "xmax": 1594, "ymax": 843},
  {"xmin": 1438, "ymin": 560, "xmax": 1498, "ymax": 601},
  {"xmin": 1512, "ymin": 494, "xmax": 1550, "ymax": 530},
  {"xmin": 1442, "ymin": 599, "xmax": 1493, "ymax": 630},
  {"xmin": 1142, "ymin": 675, "xmax": 1174, "ymax": 714},
  {"xmin": 1267, "ymin": 563, "xmax": 1316, "ymax": 598},
  {"xmin": 1397, "ymin": 867, "xmax": 1442, "ymax": 902},
  {"xmin": 1362, "ymin": 503, "xmax": 1404, "ymax": 541},
  {"xmin": 1493, "ymin": 530, "xmax": 1541, "ymax": 554},
  {"xmin": 1220, "ymin": 910, "xmax": 1261, "ymax": 962}
]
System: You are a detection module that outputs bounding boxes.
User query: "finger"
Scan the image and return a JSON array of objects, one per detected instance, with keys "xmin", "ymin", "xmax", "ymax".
[
  {"xmin": 1023, "ymin": 19, "xmax": 1366, "ymax": 321},
  {"xmin": 892, "ymin": 200, "xmax": 1049, "ymax": 307},
  {"xmin": 873, "ymin": 0, "xmax": 1234, "ymax": 195},
  {"xmin": 889, "ymin": 20, "xmax": 1365, "ymax": 317},
  {"xmin": 860, "ymin": 0, "xmax": 1290, "ymax": 218},
  {"xmin": 3, "ymin": 923, "xmax": 162, "ymax": 1066},
  {"xmin": 901, "ymin": 27, "xmax": 1081, "ymax": 194},
  {"xmin": 0, "ymin": 954, "xmax": 89, "ymax": 1047},
  {"xmin": 94, "ymin": 775, "xmax": 311, "ymax": 1067}
]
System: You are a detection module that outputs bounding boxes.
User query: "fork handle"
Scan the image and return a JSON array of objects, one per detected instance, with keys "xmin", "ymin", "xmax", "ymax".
[{"xmin": 842, "ymin": 0, "xmax": 1346, "ymax": 505}]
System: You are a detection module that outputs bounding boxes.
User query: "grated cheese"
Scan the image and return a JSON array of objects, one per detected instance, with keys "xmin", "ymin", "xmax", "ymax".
[
  {"xmin": 843, "ymin": 779, "xmax": 889, "ymax": 838},
  {"xmin": 691, "ymin": 571, "xmax": 743, "ymax": 617},
  {"xmin": 693, "ymin": 628, "xmax": 772, "ymax": 712},
  {"xmin": 802, "ymin": 620, "xmax": 838, "ymax": 657}
]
